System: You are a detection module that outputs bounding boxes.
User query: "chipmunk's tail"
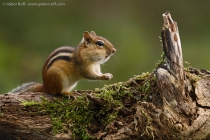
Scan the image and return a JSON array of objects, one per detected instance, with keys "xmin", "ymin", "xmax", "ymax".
[{"xmin": 8, "ymin": 82, "xmax": 44, "ymax": 93}]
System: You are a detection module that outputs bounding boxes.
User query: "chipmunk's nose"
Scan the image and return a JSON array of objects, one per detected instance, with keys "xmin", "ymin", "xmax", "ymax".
[{"xmin": 112, "ymin": 48, "xmax": 116, "ymax": 54}]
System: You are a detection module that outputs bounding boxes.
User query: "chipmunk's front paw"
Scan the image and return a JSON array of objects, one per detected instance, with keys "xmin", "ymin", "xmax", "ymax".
[{"xmin": 103, "ymin": 73, "xmax": 113, "ymax": 80}]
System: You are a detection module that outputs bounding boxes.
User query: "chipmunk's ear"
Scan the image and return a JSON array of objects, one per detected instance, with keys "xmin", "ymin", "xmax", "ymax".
[
  {"xmin": 83, "ymin": 31, "xmax": 92, "ymax": 40},
  {"xmin": 83, "ymin": 31, "xmax": 92, "ymax": 46},
  {"xmin": 90, "ymin": 31, "xmax": 96, "ymax": 36}
]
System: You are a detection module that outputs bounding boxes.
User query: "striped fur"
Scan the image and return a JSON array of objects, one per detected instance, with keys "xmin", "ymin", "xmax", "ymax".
[{"xmin": 43, "ymin": 46, "xmax": 74, "ymax": 71}]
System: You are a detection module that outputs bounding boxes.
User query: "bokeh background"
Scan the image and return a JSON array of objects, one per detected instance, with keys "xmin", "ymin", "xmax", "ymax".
[{"xmin": 0, "ymin": 0, "xmax": 210, "ymax": 94}]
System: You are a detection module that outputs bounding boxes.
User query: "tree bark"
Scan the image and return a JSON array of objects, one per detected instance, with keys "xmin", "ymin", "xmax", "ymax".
[
  {"xmin": 153, "ymin": 11, "xmax": 210, "ymax": 139},
  {"xmin": 1, "ymin": 11, "xmax": 210, "ymax": 140}
]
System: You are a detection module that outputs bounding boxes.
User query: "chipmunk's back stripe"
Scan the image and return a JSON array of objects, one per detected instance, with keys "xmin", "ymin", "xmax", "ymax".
[
  {"xmin": 47, "ymin": 55, "xmax": 71, "ymax": 70},
  {"xmin": 45, "ymin": 47, "xmax": 74, "ymax": 70},
  {"xmin": 50, "ymin": 47, "xmax": 73, "ymax": 60},
  {"xmin": 45, "ymin": 47, "xmax": 73, "ymax": 66}
]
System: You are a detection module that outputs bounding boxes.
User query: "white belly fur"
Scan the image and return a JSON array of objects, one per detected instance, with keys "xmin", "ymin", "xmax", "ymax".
[{"xmin": 62, "ymin": 74, "xmax": 78, "ymax": 92}]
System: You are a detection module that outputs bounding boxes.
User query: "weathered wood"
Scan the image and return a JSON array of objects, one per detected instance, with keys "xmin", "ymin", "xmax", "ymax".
[
  {"xmin": 155, "ymin": 11, "xmax": 193, "ymax": 115},
  {"xmin": 154, "ymin": 11, "xmax": 210, "ymax": 139},
  {"xmin": 161, "ymin": 11, "xmax": 184, "ymax": 82},
  {"xmin": 0, "ymin": 92, "xmax": 55, "ymax": 140}
]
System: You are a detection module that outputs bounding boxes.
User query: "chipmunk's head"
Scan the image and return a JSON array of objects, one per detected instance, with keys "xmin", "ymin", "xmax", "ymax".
[{"xmin": 78, "ymin": 31, "xmax": 116, "ymax": 64}]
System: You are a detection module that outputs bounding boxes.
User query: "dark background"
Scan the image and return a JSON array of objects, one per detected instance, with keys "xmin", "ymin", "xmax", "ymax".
[{"xmin": 1, "ymin": 0, "xmax": 210, "ymax": 93}]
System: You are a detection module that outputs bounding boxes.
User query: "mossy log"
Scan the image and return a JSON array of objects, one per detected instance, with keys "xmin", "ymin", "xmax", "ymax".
[{"xmin": 1, "ymin": 11, "xmax": 210, "ymax": 140}]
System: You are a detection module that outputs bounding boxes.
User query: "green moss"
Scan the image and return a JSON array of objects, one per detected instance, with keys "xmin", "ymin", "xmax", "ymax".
[
  {"xmin": 21, "ymin": 100, "xmax": 39, "ymax": 106},
  {"xmin": 94, "ymin": 82, "xmax": 134, "ymax": 126},
  {"xmin": 141, "ymin": 81, "xmax": 151, "ymax": 93},
  {"xmin": 133, "ymin": 72, "xmax": 156, "ymax": 102},
  {"xmin": 139, "ymin": 108, "xmax": 155, "ymax": 139},
  {"xmin": 134, "ymin": 72, "xmax": 151, "ymax": 81},
  {"xmin": 21, "ymin": 72, "xmax": 155, "ymax": 139},
  {"xmin": 185, "ymin": 72, "xmax": 201, "ymax": 84},
  {"xmin": 184, "ymin": 66, "xmax": 201, "ymax": 83},
  {"xmin": 22, "ymin": 95, "xmax": 94, "ymax": 140},
  {"xmin": 155, "ymin": 52, "xmax": 165, "ymax": 68}
]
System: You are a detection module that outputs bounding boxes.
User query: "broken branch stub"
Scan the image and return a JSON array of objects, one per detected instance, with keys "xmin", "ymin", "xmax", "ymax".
[
  {"xmin": 161, "ymin": 11, "xmax": 184, "ymax": 83},
  {"xmin": 155, "ymin": 11, "xmax": 189, "ymax": 112}
]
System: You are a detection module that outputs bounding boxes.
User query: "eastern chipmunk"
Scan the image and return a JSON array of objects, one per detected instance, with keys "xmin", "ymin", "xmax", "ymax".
[{"xmin": 10, "ymin": 31, "xmax": 116, "ymax": 95}]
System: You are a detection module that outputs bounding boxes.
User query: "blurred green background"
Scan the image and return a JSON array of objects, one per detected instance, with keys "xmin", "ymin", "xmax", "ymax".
[{"xmin": 0, "ymin": 0, "xmax": 210, "ymax": 94}]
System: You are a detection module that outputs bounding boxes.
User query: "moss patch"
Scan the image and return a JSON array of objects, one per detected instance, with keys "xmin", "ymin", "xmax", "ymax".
[
  {"xmin": 23, "ymin": 95, "xmax": 94, "ymax": 139},
  {"xmin": 22, "ymin": 71, "xmax": 156, "ymax": 139}
]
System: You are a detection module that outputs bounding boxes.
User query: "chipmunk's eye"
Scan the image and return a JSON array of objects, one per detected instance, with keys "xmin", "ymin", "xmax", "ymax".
[{"xmin": 96, "ymin": 41, "xmax": 104, "ymax": 47}]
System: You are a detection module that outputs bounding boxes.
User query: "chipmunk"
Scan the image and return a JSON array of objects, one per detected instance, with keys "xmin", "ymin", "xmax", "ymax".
[{"xmin": 10, "ymin": 31, "xmax": 116, "ymax": 95}]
